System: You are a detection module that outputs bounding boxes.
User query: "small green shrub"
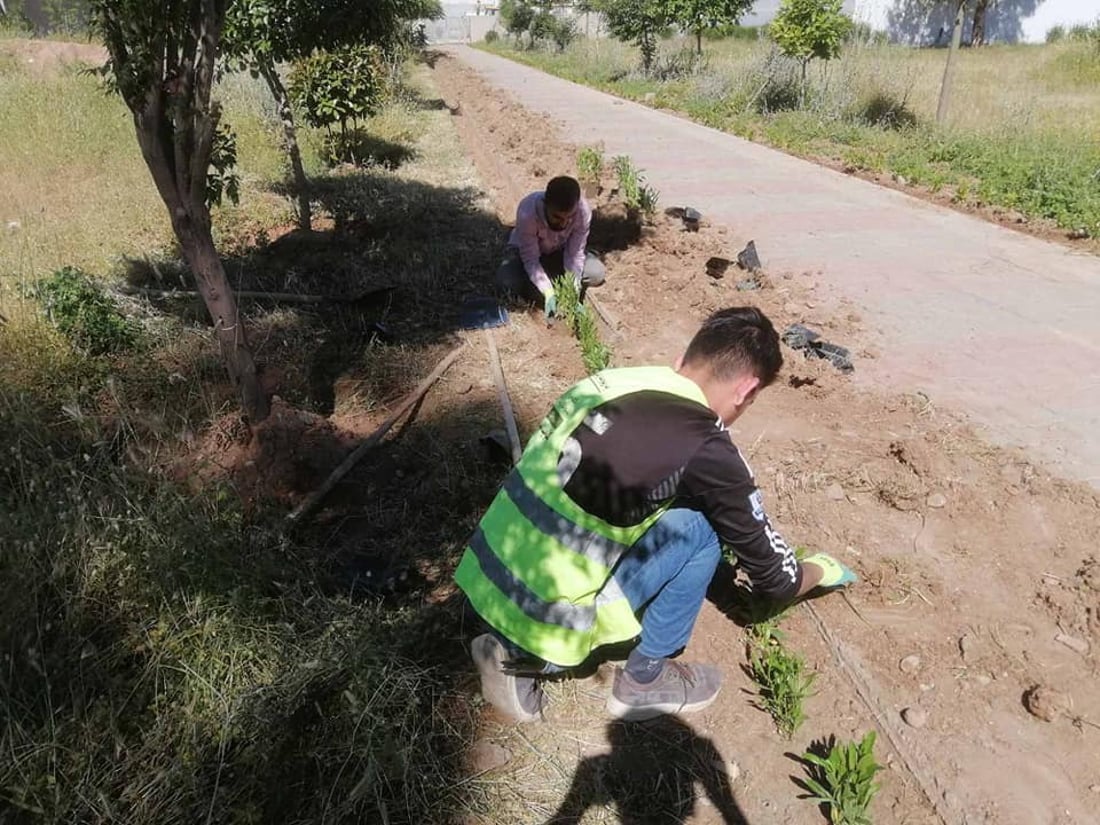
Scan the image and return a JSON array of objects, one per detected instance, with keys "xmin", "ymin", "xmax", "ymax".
[
  {"xmin": 290, "ymin": 45, "xmax": 387, "ymax": 138},
  {"xmin": 33, "ymin": 266, "xmax": 140, "ymax": 355},
  {"xmin": 484, "ymin": 28, "xmax": 500, "ymax": 44},
  {"xmin": 1046, "ymin": 25, "xmax": 1065, "ymax": 43},
  {"xmin": 802, "ymin": 731, "xmax": 884, "ymax": 825}
]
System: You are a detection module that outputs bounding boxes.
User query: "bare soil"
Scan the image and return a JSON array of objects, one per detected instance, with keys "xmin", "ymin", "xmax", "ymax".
[{"xmin": 431, "ymin": 52, "xmax": 1100, "ymax": 825}]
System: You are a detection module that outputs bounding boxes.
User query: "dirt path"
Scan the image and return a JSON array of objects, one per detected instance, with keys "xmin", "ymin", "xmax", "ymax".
[
  {"xmin": 432, "ymin": 52, "xmax": 1100, "ymax": 825},
  {"xmin": 443, "ymin": 45, "xmax": 1100, "ymax": 492}
]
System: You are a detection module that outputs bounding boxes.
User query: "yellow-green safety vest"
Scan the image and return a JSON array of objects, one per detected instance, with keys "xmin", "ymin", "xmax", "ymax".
[{"xmin": 455, "ymin": 366, "xmax": 710, "ymax": 667}]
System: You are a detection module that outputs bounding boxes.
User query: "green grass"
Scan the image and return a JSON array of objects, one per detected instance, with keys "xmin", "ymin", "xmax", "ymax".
[
  {"xmin": 746, "ymin": 620, "xmax": 816, "ymax": 738},
  {"xmin": 479, "ymin": 37, "xmax": 1100, "ymax": 236}
]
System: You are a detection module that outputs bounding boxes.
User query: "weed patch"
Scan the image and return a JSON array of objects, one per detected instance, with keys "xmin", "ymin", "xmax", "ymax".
[{"xmin": 32, "ymin": 266, "xmax": 141, "ymax": 355}]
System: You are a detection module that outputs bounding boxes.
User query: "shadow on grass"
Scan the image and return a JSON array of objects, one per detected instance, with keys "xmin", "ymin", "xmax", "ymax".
[
  {"xmin": 321, "ymin": 128, "xmax": 418, "ymax": 169},
  {"xmin": 120, "ymin": 170, "xmax": 508, "ymax": 414},
  {"xmin": 545, "ymin": 717, "xmax": 751, "ymax": 824},
  {"xmin": 0, "ymin": 379, "xmax": 504, "ymax": 823}
]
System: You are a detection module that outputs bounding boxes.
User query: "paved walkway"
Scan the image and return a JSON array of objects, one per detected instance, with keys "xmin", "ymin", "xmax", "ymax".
[{"xmin": 449, "ymin": 46, "xmax": 1100, "ymax": 486}]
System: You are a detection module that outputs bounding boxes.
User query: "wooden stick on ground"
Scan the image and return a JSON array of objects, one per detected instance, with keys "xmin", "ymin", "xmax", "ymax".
[
  {"xmin": 120, "ymin": 286, "xmax": 393, "ymax": 305},
  {"xmin": 286, "ymin": 342, "xmax": 466, "ymax": 525},
  {"xmin": 485, "ymin": 328, "xmax": 522, "ymax": 465}
]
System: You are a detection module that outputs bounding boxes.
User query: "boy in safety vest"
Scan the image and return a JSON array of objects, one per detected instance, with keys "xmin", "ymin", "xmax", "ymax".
[{"xmin": 456, "ymin": 306, "xmax": 855, "ymax": 721}]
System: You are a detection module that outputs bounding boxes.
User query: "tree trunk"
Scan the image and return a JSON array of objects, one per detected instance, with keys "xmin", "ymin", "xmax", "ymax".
[
  {"xmin": 258, "ymin": 60, "xmax": 312, "ymax": 231},
  {"xmin": 936, "ymin": 0, "xmax": 965, "ymax": 125},
  {"xmin": 971, "ymin": 0, "xmax": 989, "ymax": 47},
  {"xmin": 696, "ymin": 29, "xmax": 702, "ymax": 56},
  {"xmin": 173, "ymin": 212, "xmax": 270, "ymax": 423}
]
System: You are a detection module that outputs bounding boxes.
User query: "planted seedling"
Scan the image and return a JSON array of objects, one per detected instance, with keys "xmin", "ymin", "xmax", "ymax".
[
  {"xmin": 801, "ymin": 731, "xmax": 883, "ymax": 825},
  {"xmin": 613, "ymin": 155, "xmax": 641, "ymax": 210},
  {"xmin": 747, "ymin": 621, "xmax": 815, "ymax": 737},
  {"xmin": 553, "ymin": 274, "xmax": 612, "ymax": 375},
  {"xmin": 577, "ymin": 146, "xmax": 604, "ymax": 184}
]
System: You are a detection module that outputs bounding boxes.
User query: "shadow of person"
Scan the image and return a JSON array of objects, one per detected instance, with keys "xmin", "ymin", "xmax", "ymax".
[{"xmin": 545, "ymin": 716, "xmax": 751, "ymax": 825}]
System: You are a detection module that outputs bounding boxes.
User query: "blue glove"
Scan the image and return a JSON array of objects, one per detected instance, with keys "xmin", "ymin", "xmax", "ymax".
[
  {"xmin": 543, "ymin": 293, "xmax": 558, "ymax": 321},
  {"xmin": 802, "ymin": 553, "xmax": 858, "ymax": 589}
]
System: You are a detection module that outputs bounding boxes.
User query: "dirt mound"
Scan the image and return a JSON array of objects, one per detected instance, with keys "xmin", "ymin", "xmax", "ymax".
[{"xmin": 178, "ymin": 398, "xmax": 358, "ymax": 507}]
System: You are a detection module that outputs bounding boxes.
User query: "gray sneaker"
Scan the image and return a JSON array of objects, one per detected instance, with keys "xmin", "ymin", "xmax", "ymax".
[
  {"xmin": 471, "ymin": 633, "xmax": 546, "ymax": 722},
  {"xmin": 606, "ymin": 660, "xmax": 722, "ymax": 721}
]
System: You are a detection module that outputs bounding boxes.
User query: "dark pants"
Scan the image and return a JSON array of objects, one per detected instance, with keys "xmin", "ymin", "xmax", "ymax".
[{"xmin": 495, "ymin": 247, "xmax": 606, "ymax": 302}]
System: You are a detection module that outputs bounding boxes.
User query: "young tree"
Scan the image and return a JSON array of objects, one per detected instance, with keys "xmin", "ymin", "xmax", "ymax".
[
  {"xmin": 769, "ymin": 0, "xmax": 851, "ymax": 101},
  {"xmin": 603, "ymin": 0, "xmax": 671, "ymax": 75},
  {"xmin": 668, "ymin": 0, "xmax": 755, "ymax": 56},
  {"xmin": 90, "ymin": 0, "xmax": 269, "ymax": 422},
  {"xmin": 223, "ymin": 0, "xmax": 441, "ymax": 230}
]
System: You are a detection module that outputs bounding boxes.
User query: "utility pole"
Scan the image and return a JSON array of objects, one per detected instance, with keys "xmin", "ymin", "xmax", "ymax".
[{"xmin": 936, "ymin": 0, "xmax": 966, "ymax": 125}]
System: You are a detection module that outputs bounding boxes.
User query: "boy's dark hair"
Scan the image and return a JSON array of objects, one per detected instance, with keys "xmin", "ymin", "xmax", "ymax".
[
  {"xmin": 545, "ymin": 176, "xmax": 582, "ymax": 212},
  {"xmin": 682, "ymin": 307, "xmax": 783, "ymax": 386}
]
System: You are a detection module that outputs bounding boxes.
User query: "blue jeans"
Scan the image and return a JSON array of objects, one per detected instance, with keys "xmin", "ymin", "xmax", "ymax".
[
  {"xmin": 495, "ymin": 508, "xmax": 721, "ymax": 670},
  {"xmin": 614, "ymin": 508, "xmax": 722, "ymax": 659}
]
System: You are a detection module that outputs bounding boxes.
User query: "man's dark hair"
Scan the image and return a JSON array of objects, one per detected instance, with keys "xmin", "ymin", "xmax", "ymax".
[
  {"xmin": 682, "ymin": 306, "xmax": 783, "ymax": 386},
  {"xmin": 545, "ymin": 176, "xmax": 581, "ymax": 212}
]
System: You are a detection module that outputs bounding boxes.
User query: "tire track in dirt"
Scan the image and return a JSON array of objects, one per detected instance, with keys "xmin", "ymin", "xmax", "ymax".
[{"xmin": 431, "ymin": 51, "xmax": 1100, "ymax": 825}]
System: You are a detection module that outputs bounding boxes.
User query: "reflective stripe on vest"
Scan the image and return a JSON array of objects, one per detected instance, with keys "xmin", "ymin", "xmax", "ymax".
[{"xmin": 455, "ymin": 366, "xmax": 710, "ymax": 666}]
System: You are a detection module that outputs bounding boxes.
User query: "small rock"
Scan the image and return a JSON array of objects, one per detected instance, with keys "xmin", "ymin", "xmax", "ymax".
[
  {"xmin": 826, "ymin": 483, "xmax": 846, "ymax": 501},
  {"xmin": 959, "ymin": 633, "xmax": 979, "ymax": 662},
  {"xmin": 468, "ymin": 740, "xmax": 513, "ymax": 773},
  {"xmin": 899, "ymin": 654, "xmax": 922, "ymax": 675},
  {"xmin": 5, "ymin": 220, "xmax": 19, "ymax": 233},
  {"xmin": 1069, "ymin": 228, "xmax": 1090, "ymax": 240},
  {"xmin": 927, "ymin": 492, "xmax": 948, "ymax": 509},
  {"xmin": 902, "ymin": 706, "xmax": 928, "ymax": 728},
  {"xmin": 1090, "ymin": 784, "xmax": 1100, "ymax": 794},
  {"xmin": 973, "ymin": 674, "xmax": 992, "ymax": 686},
  {"xmin": 1024, "ymin": 685, "xmax": 1072, "ymax": 723},
  {"xmin": 1054, "ymin": 632, "xmax": 1090, "ymax": 655}
]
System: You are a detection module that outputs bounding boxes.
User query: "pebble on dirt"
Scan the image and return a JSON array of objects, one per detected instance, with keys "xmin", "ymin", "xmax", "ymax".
[
  {"xmin": 1024, "ymin": 685, "xmax": 1072, "ymax": 723},
  {"xmin": 826, "ymin": 482, "xmax": 846, "ymax": 501},
  {"xmin": 902, "ymin": 706, "xmax": 928, "ymax": 728},
  {"xmin": 959, "ymin": 633, "xmax": 980, "ymax": 662},
  {"xmin": 927, "ymin": 492, "xmax": 948, "ymax": 509},
  {"xmin": 899, "ymin": 654, "xmax": 922, "ymax": 674}
]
